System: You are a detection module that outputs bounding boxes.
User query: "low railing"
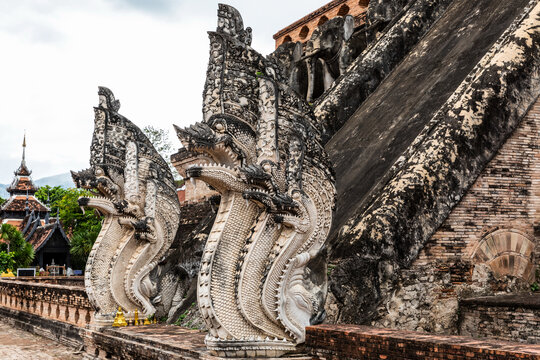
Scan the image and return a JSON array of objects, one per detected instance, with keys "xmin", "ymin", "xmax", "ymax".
[
  {"xmin": 2, "ymin": 276, "xmax": 84, "ymax": 286},
  {"xmin": 0, "ymin": 278, "xmax": 94, "ymax": 327}
]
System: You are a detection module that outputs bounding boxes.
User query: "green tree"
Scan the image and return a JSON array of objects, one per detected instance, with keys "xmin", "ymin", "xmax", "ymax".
[
  {"xmin": 143, "ymin": 125, "xmax": 180, "ymax": 181},
  {"xmin": 0, "ymin": 196, "xmax": 6, "ymax": 207},
  {"xmin": 38, "ymin": 187, "xmax": 103, "ymax": 270},
  {"xmin": 143, "ymin": 125, "xmax": 172, "ymax": 154},
  {"xmin": 0, "ymin": 224, "xmax": 34, "ymax": 270},
  {"xmin": 51, "ymin": 188, "xmax": 103, "ymax": 270},
  {"xmin": 54, "ymin": 188, "xmax": 102, "ymax": 234},
  {"xmin": 70, "ymin": 223, "xmax": 101, "ymax": 269},
  {"xmin": 35, "ymin": 185, "xmax": 67, "ymax": 214},
  {"xmin": 0, "ymin": 252, "xmax": 15, "ymax": 273}
]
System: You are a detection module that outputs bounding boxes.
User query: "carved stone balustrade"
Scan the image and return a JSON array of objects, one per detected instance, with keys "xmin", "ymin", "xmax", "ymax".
[{"xmin": 0, "ymin": 278, "xmax": 94, "ymax": 327}]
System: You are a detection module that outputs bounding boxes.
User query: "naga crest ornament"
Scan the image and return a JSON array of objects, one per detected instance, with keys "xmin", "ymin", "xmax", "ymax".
[
  {"xmin": 175, "ymin": 4, "xmax": 336, "ymax": 357},
  {"xmin": 72, "ymin": 87, "xmax": 181, "ymax": 325}
]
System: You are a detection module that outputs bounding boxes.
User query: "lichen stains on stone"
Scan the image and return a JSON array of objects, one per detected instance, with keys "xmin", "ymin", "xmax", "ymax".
[
  {"xmin": 314, "ymin": 0, "xmax": 454, "ymax": 140},
  {"xmin": 514, "ymin": 4, "xmax": 540, "ymax": 48},
  {"xmin": 493, "ymin": 43, "xmax": 526, "ymax": 68},
  {"xmin": 327, "ymin": 0, "xmax": 540, "ymax": 324}
]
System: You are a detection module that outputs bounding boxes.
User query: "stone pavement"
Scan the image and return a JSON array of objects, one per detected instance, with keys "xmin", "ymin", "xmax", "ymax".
[{"xmin": 0, "ymin": 322, "xmax": 83, "ymax": 360}]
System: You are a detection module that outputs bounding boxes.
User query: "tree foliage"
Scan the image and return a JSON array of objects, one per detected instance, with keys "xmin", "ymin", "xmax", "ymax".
[
  {"xmin": 56, "ymin": 188, "xmax": 102, "ymax": 233},
  {"xmin": 35, "ymin": 185, "xmax": 66, "ymax": 214},
  {"xmin": 0, "ymin": 224, "xmax": 34, "ymax": 271},
  {"xmin": 36, "ymin": 187, "xmax": 103, "ymax": 270},
  {"xmin": 37, "ymin": 186, "xmax": 102, "ymax": 234},
  {"xmin": 0, "ymin": 252, "xmax": 15, "ymax": 274},
  {"xmin": 56, "ymin": 188, "xmax": 103, "ymax": 269},
  {"xmin": 69, "ymin": 223, "xmax": 101, "ymax": 270},
  {"xmin": 0, "ymin": 196, "xmax": 5, "ymax": 207},
  {"xmin": 143, "ymin": 125, "xmax": 180, "ymax": 181},
  {"xmin": 143, "ymin": 125, "xmax": 172, "ymax": 155}
]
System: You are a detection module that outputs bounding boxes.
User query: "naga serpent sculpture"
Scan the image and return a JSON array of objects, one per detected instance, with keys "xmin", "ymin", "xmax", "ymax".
[
  {"xmin": 72, "ymin": 87, "xmax": 180, "ymax": 325},
  {"xmin": 175, "ymin": 5, "xmax": 336, "ymax": 357}
]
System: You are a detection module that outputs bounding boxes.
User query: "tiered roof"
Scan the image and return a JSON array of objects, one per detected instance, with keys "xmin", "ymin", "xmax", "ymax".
[
  {"xmin": 1, "ymin": 135, "xmax": 71, "ymax": 255},
  {"xmin": 19, "ymin": 211, "xmax": 70, "ymax": 252},
  {"xmin": 1, "ymin": 196, "xmax": 49, "ymax": 214},
  {"xmin": 6, "ymin": 135, "xmax": 38, "ymax": 196},
  {"xmin": 1, "ymin": 135, "xmax": 49, "ymax": 222}
]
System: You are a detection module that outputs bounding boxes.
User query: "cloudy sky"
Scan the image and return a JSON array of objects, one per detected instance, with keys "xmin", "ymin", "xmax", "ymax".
[{"xmin": 0, "ymin": 0, "xmax": 328, "ymax": 183}]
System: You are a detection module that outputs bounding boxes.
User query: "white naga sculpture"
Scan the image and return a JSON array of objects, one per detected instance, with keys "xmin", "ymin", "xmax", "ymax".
[
  {"xmin": 175, "ymin": 5, "xmax": 336, "ymax": 357},
  {"xmin": 72, "ymin": 87, "xmax": 181, "ymax": 325}
]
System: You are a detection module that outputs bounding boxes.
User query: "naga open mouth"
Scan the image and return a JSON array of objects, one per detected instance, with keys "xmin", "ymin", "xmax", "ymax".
[
  {"xmin": 77, "ymin": 196, "xmax": 119, "ymax": 217},
  {"xmin": 71, "ymin": 168, "xmax": 120, "ymax": 201},
  {"xmin": 185, "ymin": 162, "xmax": 248, "ymax": 194},
  {"xmin": 72, "ymin": 167, "xmax": 131, "ymax": 218}
]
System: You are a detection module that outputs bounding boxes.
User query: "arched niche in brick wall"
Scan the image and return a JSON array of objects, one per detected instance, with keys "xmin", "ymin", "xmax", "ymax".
[
  {"xmin": 338, "ymin": 4, "xmax": 350, "ymax": 16},
  {"xmin": 299, "ymin": 25, "xmax": 310, "ymax": 40},
  {"xmin": 471, "ymin": 229, "xmax": 535, "ymax": 281},
  {"xmin": 318, "ymin": 15, "xmax": 329, "ymax": 27}
]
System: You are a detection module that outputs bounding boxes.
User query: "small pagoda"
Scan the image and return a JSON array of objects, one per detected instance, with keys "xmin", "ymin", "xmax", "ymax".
[
  {"xmin": 0, "ymin": 135, "xmax": 71, "ymax": 269},
  {"xmin": 0, "ymin": 135, "xmax": 48, "ymax": 224}
]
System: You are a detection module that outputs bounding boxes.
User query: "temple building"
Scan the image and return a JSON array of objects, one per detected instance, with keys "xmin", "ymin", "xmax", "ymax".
[{"xmin": 0, "ymin": 136, "xmax": 71, "ymax": 268}]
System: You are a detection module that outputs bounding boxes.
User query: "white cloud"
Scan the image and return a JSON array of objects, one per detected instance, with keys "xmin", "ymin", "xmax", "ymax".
[{"xmin": 0, "ymin": 0, "xmax": 328, "ymax": 184}]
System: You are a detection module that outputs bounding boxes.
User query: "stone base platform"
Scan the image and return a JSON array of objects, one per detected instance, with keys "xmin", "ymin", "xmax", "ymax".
[
  {"xmin": 0, "ymin": 304, "xmax": 309, "ymax": 360},
  {"xmin": 3, "ymin": 303, "xmax": 540, "ymax": 359},
  {"xmin": 84, "ymin": 325, "xmax": 311, "ymax": 360}
]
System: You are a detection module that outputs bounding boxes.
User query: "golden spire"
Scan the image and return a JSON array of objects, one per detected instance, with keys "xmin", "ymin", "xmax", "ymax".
[
  {"xmin": 15, "ymin": 132, "xmax": 31, "ymax": 176},
  {"xmin": 22, "ymin": 132, "xmax": 26, "ymax": 162}
]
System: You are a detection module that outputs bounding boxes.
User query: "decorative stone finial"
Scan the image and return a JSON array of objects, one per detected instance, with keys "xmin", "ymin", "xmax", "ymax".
[
  {"xmin": 97, "ymin": 86, "xmax": 121, "ymax": 112},
  {"xmin": 217, "ymin": 4, "xmax": 252, "ymax": 45}
]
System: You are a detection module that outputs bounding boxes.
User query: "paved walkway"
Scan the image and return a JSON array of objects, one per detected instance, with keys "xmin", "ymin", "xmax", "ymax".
[{"xmin": 0, "ymin": 322, "xmax": 83, "ymax": 360}]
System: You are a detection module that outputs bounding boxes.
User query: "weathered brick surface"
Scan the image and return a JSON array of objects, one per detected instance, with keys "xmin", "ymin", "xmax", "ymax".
[
  {"xmin": 171, "ymin": 200, "xmax": 214, "ymax": 249},
  {"xmin": 419, "ymin": 97, "xmax": 540, "ymax": 280},
  {"xmin": 373, "ymin": 97, "xmax": 540, "ymax": 336},
  {"xmin": 306, "ymin": 324, "xmax": 540, "ymax": 360},
  {"xmin": 459, "ymin": 295, "xmax": 540, "ymax": 344}
]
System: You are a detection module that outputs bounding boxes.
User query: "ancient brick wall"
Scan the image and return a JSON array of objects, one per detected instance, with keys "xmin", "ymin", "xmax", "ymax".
[
  {"xmin": 0, "ymin": 279, "xmax": 94, "ymax": 327},
  {"xmin": 459, "ymin": 295, "xmax": 540, "ymax": 344},
  {"xmin": 372, "ymin": 97, "xmax": 540, "ymax": 335},
  {"xmin": 273, "ymin": 0, "xmax": 368, "ymax": 47},
  {"xmin": 305, "ymin": 324, "xmax": 540, "ymax": 360},
  {"xmin": 171, "ymin": 201, "xmax": 214, "ymax": 249}
]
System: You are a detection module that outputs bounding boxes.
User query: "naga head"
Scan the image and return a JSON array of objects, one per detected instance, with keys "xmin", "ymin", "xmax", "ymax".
[
  {"xmin": 174, "ymin": 3, "xmax": 332, "ymax": 224},
  {"xmin": 175, "ymin": 110, "xmax": 304, "ymax": 222},
  {"xmin": 71, "ymin": 87, "xmax": 129, "ymax": 216},
  {"xmin": 72, "ymin": 86, "xmax": 170, "ymax": 221},
  {"xmin": 174, "ymin": 113, "xmax": 260, "ymax": 194}
]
